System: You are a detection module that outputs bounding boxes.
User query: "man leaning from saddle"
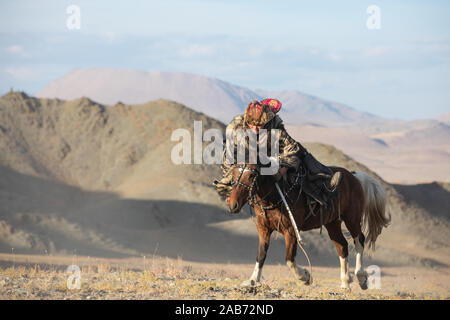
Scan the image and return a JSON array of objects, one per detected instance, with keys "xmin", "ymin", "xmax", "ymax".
[{"xmin": 213, "ymin": 99, "xmax": 341, "ymax": 206}]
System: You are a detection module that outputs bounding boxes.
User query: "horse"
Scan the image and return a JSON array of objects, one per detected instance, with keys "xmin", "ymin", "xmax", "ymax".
[{"xmin": 227, "ymin": 163, "xmax": 390, "ymax": 290}]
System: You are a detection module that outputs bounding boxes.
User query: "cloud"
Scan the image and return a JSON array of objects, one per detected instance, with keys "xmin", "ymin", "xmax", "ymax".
[
  {"xmin": 179, "ymin": 44, "xmax": 215, "ymax": 58},
  {"xmin": 6, "ymin": 45, "xmax": 29, "ymax": 57},
  {"xmin": 328, "ymin": 53, "xmax": 342, "ymax": 62},
  {"xmin": 5, "ymin": 66, "xmax": 34, "ymax": 80},
  {"xmin": 362, "ymin": 46, "xmax": 392, "ymax": 58},
  {"xmin": 103, "ymin": 32, "xmax": 117, "ymax": 44}
]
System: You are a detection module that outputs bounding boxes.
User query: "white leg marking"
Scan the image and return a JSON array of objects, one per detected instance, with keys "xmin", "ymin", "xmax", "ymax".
[
  {"xmin": 354, "ymin": 237, "xmax": 368, "ymax": 289},
  {"xmin": 250, "ymin": 262, "xmax": 262, "ymax": 282},
  {"xmin": 241, "ymin": 262, "xmax": 262, "ymax": 287},
  {"xmin": 354, "ymin": 237, "xmax": 363, "ymax": 275},
  {"xmin": 339, "ymin": 256, "xmax": 351, "ymax": 289}
]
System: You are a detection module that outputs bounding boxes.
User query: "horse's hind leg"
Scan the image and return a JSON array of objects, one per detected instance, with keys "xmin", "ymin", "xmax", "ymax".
[
  {"xmin": 325, "ymin": 220, "xmax": 351, "ymax": 289},
  {"xmin": 353, "ymin": 233, "xmax": 368, "ymax": 290},
  {"xmin": 343, "ymin": 218, "xmax": 369, "ymax": 290},
  {"xmin": 284, "ymin": 232, "xmax": 310, "ymax": 285},
  {"xmin": 241, "ymin": 225, "xmax": 272, "ymax": 287}
]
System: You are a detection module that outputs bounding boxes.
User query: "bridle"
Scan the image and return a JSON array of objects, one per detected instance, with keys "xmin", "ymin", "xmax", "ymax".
[
  {"xmin": 231, "ymin": 164, "xmax": 259, "ymax": 191},
  {"xmin": 231, "ymin": 164, "xmax": 259, "ymax": 207}
]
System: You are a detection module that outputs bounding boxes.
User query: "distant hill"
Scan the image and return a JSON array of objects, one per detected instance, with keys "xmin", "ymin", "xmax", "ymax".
[
  {"xmin": 34, "ymin": 68, "xmax": 450, "ymax": 184},
  {"xmin": 35, "ymin": 68, "xmax": 382, "ymax": 125},
  {"xmin": 436, "ymin": 111, "xmax": 450, "ymax": 124},
  {"xmin": 287, "ymin": 122, "xmax": 450, "ymax": 184},
  {"xmin": 35, "ymin": 68, "xmax": 258, "ymax": 123},
  {"xmin": 370, "ymin": 122, "xmax": 450, "ymax": 148},
  {"xmin": 255, "ymin": 89, "xmax": 379, "ymax": 125},
  {"xmin": 0, "ymin": 92, "xmax": 448, "ymax": 267}
]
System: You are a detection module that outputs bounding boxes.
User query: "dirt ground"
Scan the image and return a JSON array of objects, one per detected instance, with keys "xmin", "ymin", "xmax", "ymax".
[{"xmin": 0, "ymin": 253, "xmax": 448, "ymax": 300}]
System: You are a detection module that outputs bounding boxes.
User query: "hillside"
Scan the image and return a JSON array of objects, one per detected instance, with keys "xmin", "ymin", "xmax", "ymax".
[
  {"xmin": 436, "ymin": 111, "xmax": 450, "ymax": 124},
  {"xmin": 286, "ymin": 123, "xmax": 450, "ymax": 184},
  {"xmin": 0, "ymin": 92, "xmax": 448, "ymax": 268},
  {"xmin": 0, "ymin": 91, "xmax": 234, "ymax": 257}
]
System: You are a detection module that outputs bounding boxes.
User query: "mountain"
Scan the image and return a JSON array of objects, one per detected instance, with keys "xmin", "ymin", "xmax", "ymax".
[
  {"xmin": 0, "ymin": 92, "xmax": 448, "ymax": 267},
  {"xmin": 286, "ymin": 122, "xmax": 450, "ymax": 184},
  {"xmin": 0, "ymin": 91, "xmax": 233, "ymax": 257},
  {"xmin": 35, "ymin": 68, "xmax": 382, "ymax": 125},
  {"xmin": 370, "ymin": 122, "xmax": 450, "ymax": 148},
  {"xmin": 34, "ymin": 69, "xmax": 450, "ymax": 184},
  {"xmin": 35, "ymin": 68, "xmax": 259, "ymax": 123},
  {"xmin": 254, "ymin": 89, "xmax": 380, "ymax": 125},
  {"xmin": 436, "ymin": 111, "xmax": 450, "ymax": 124}
]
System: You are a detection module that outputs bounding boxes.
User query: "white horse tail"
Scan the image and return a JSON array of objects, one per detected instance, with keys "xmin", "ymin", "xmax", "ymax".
[{"xmin": 353, "ymin": 171, "xmax": 391, "ymax": 250}]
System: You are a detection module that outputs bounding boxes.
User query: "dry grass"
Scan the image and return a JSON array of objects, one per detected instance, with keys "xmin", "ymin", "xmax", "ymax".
[{"xmin": 0, "ymin": 253, "xmax": 448, "ymax": 300}]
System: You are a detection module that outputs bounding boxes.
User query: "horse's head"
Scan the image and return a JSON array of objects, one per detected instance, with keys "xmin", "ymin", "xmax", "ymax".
[{"xmin": 228, "ymin": 163, "xmax": 260, "ymax": 213}]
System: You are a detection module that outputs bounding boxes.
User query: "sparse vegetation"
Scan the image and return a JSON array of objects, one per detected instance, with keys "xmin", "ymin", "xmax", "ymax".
[{"xmin": 0, "ymin": 254, "xmax": 448, "ymax": 300}]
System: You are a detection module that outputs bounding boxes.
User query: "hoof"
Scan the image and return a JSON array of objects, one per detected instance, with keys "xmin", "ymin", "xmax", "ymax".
[
  {"xmin": 340, "ymin": 284, "xmax": 351, "ymax": 291},
  {"xmin": 356, "ymin": 272, "xmax": 368, "ymax": 290},
  {"xmin": 240, "ymin": 279, "xmax": 259, "ymax": 287},
  {"xmin": 300, "ymin": 269, "xmax": 311, "ymax": 285},
  {"xmin": 348, "ymin": 273, "xmax": 353, "ymax": 284}
]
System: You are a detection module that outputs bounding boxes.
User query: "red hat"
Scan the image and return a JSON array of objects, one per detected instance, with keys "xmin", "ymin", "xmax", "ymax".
[
  {"xmin": 260, "ymin": 98, "xmax": 282, "ymax": 113},
  {"xmin": 244, "ymin": 100, "xmax": 275, "ymax": 126}
]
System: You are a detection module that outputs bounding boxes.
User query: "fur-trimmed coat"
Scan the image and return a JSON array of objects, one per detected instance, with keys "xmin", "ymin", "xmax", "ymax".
[{"xmin": 221, "ymin": 114, "xmax": 305, "ymax": 178}]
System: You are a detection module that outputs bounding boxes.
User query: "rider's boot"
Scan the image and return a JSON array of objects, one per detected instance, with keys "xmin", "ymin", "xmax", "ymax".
[
  {"xmin": 309, "ymin": 171, "xmax": 341, "ymax": 192},
  {"xmin": 301, "ymin": 149, "xmax": 342, "ymax": 194},
  {"xmin": 328, "ymin": 171, "xmax": 342, "ymax": 192}
]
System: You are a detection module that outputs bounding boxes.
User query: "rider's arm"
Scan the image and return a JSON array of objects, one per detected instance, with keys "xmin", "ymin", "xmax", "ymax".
[
  {"xmin": 277, "ymin": 127, "xmax": 301, "ymax": 171},
  {"xmin": 222, "ymin": 115, "xmax": 244, "ymax": 173}
]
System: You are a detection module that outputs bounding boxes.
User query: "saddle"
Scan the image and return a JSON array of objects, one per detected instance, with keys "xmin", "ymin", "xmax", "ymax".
[
  {"xmin": 282, "ymin": 162, "xmax": 338, "ymax": 234},
  {"xmin": 285, "ymin": 153, "xmax": 339, "ymax": 210}
]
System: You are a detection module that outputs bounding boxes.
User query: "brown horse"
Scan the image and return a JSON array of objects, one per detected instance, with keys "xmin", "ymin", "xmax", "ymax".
[{"xmin": 228, "ymin": 163, "xmax": 390, "ymax": 289}]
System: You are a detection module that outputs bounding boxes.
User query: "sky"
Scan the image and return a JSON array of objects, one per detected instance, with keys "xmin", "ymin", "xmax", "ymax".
[{"xmin": 1, "ymin": 0, "xmax": 449, "ymax": 120}]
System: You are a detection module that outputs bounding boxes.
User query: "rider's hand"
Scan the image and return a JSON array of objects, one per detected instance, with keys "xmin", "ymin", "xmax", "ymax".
[{"xmin": 275, "ymin": 167, "xmax": 288, "ymax": 181}]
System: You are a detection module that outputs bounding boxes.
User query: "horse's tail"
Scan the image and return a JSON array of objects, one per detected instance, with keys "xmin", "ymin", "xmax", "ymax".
[{"xmin": 353, "ymin": 171, "xmax": 391, "ymax": 250}]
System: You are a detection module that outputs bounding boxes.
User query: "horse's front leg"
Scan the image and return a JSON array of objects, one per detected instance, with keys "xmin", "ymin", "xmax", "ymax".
[
  {"xmin": 241, "ymin": 223, "xmax": 272, "ymax": 287},
  {"xmin": 285, "ymin": 232, "xmax": 311, "ymax": 285}
]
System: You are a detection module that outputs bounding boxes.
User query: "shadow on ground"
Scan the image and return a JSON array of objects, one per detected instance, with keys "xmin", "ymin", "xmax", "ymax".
[
  {"xmin": 0, "ymin": 165, "xmax": 447, "ymax": 269},
  {"xmin": 393, "ymin": 182, "xmax": 450, "ymax": 221}
]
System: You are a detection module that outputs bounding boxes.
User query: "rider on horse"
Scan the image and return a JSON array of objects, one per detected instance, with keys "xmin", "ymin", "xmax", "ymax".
[{"xmin": 214, "ymin": 99, "xmax": 342, "ymax": 205}]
